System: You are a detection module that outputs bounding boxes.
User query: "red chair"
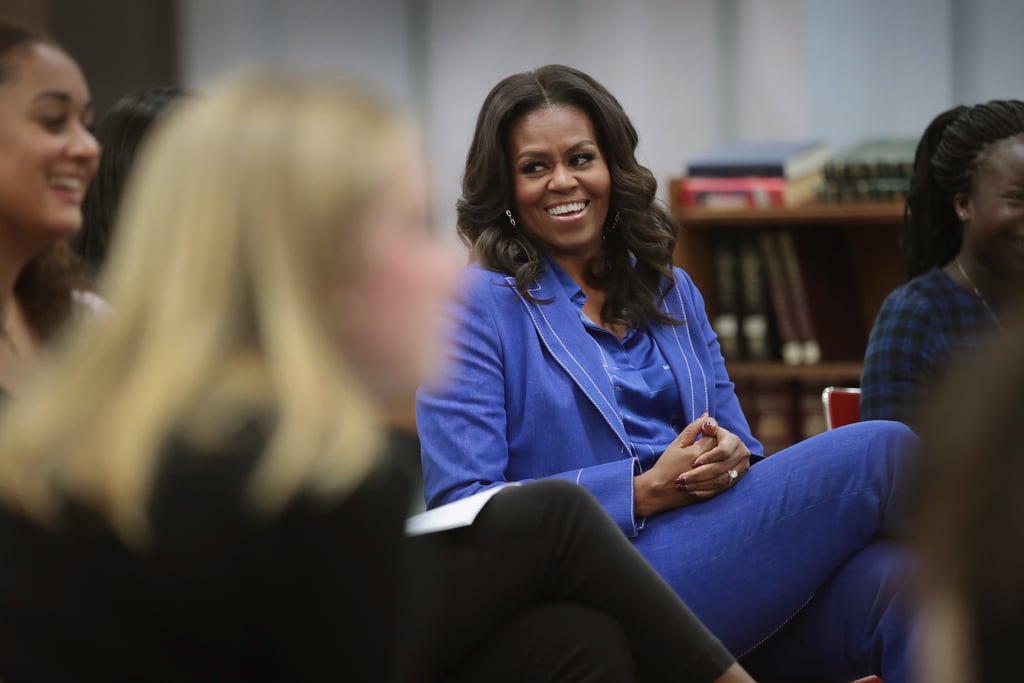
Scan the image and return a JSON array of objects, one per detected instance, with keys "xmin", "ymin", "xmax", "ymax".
[{"xmin": 821, "ymin": 386, "xmax": 861, "ymax": 430}]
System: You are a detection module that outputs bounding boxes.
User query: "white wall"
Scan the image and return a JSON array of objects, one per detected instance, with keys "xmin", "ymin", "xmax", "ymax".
[
  {"xmin": 179, "ymin": 0, "xmax": 1024, "ymax": 235},
  {"xmin": 805, "ymin": 0, "xmax": 954, "ymax": 151},
  {"xmin": 951, "ymin": 0, "xmax": 1024, "ymax": 105},
  {"xmin": 422, "ymin": 0, "xmax": 723, "ymax": 232},
  {"xmin": 180, "ymin": 0, "xmax": 415, "ymax": 103}
]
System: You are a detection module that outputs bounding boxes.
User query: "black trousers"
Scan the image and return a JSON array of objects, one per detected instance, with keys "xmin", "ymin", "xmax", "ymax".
[{"xmin": 396, "ymin": 480, "xmax": 735, "ymax": 683}]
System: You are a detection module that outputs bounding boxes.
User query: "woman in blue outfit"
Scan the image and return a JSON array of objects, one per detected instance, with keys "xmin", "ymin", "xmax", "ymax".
[
  {"xmin": 417, "ymin": 64, "xmax": 918, "ymax": 683},
  {"xmin": 861, "ymin": 100, "xmax": 1024, "ymax": 427}
]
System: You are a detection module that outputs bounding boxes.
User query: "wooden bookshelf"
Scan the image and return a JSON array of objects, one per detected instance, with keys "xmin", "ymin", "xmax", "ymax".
[
  {"xmin": 672, "ymin": 197, "xmax": 905, "ymax": 360},
  {"xmin": 671, "ymin": 194, "xmax": 906, "ymax": 451}
]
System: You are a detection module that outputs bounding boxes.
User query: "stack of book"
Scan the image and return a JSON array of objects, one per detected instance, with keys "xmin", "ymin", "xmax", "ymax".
[
  {"xmin": 676, "ymin": 140, "xmax": 829, "ymax": 209},
  {"xmin": 816, "ymin": 136, "xmax": 918, "ymax": 203}
]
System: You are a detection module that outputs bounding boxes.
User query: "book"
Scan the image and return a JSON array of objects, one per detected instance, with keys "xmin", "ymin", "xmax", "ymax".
[
  {"xmin": 815, "ymin": 176, "xmax": 910, "ymax": 204},
  {"xmin": 711, "ymin": 235, "xmax": 742, "ymax": 361},
  {"xmin": 823, "ymin": 136, "xmax": 917, "ymax": 182},
  {"xmin": 798, "ymin": 382, "xmax": 829, "ymax": 440},
  {"xmin": 405, "ymin": 483, "xmax": 520, "ymax": 536},
  {"xmin": 745, "ymin": 380, "xmax": 799, "ymax": 455},
  {"xmin": 777, "ymin": 228, "xmax": 869, "ymax": 362},
  {"xmin": 775, "ymin": 229, "xmax": 821, "ymax": 364},
  {"xmin": 757, "ymin": 231, "xmax": 805, "ymax": 364},
  {"xmin": 736, "ymin": 235, "xmax": 775, "ymax": 361},
  {"xmin": 686, "ymin": 140, "xmax": 829, "ymax": 180},
  {"xmin": 675, "ymin": 172, "xmax": 821, "ymax": 209}
]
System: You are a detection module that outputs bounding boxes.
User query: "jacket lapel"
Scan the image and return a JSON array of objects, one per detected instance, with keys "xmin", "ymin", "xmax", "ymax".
[
  {"xmin": 509, "ymin": 269, "xmax": 633, "ymax": 454},
  {"xmin": 648, "ymin": 277, "xmax": 712, "ymax": 424}
]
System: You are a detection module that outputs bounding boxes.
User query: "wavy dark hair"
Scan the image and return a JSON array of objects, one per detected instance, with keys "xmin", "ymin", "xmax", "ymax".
[
  {"xmin": 1, "ymin": 20, "xmax": 86, "ymax": 341},
  {"xmin": 75, "ymin": 86, "xmax": 189, "ymax": 277},
  {"xmin": 904, "ymin": 99, "xmax": 1024, "ymax": 279},
  {"xmin": 457, "ymin": 64, "xmax": 678, "ymax": 329}
]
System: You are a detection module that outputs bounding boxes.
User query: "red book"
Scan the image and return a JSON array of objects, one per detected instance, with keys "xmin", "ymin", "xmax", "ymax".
[{"xmin": 675, "ymin": 174, "xmax": 820, "ymax": 209}]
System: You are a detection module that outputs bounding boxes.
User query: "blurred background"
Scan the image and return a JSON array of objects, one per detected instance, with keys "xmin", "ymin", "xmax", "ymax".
[{"xmin": 3, "ymin": 0, "xmax": 1023, "ymax": 235}]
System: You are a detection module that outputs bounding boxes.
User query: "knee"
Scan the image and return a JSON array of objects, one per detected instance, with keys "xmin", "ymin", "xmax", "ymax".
[{"xmin": 526, "ymin": 604, "xmax": 635, "ymax": 682}]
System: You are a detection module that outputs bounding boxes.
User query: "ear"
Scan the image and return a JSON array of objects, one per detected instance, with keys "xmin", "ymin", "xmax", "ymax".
[{"xmin": 953, "ymin": 193, "xmax": 972, "ymax": 223}]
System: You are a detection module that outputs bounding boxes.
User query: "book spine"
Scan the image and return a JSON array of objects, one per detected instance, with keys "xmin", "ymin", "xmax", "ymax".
[
  {"xmin": 686, "ymin": 163, "xmax": 787, "ymax": 178},
  {"xmin": 775, "ymin": 229, "xmax": 821, "ymax": 364},
  {"xmin": 798, "ymin": 381, "xmax": 829, "ymax": 440},
  {"xmin": 757, "ymin": 231, "xmax": 804, "ymax": 364},
  {"xmin": 678, "ymin": 178, "xmax": 788, "ymax": 209},
  {"xmin": 747, "ymin": 380, "xmax": 799, "ymax": 455},
  {"xmin": 711, "ymin": 235, "xmax": 742, "ymax": 361},
  {"xmin": 737, "ymin": 235, "xmax": 775, "ymax": 361}
]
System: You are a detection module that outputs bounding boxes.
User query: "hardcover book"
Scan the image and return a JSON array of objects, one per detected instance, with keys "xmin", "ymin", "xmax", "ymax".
[
  {"xmin": 711, "ymin": 235, "xmax": 742, "ymax": 361},
  {"xmin": 686, "ymin": 140, "xmax": 829, "ymax": 180},
  {"xmin": 675, "ymin": 173, "xmax": 822, "ymax": 209}
]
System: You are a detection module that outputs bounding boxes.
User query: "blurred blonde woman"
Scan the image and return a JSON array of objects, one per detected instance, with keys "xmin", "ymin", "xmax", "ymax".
[{"xmin": 0, "ymin": 73, "xmax": 755, "ymax": 683}]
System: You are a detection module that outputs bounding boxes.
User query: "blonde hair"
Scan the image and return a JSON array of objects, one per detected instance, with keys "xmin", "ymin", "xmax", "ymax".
[{"xmin": 0, "ymin": 73, "xmax": 411, "ymax": 544}]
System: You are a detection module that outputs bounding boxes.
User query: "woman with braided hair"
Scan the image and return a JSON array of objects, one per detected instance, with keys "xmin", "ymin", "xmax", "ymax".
[{"xmin": 861, "ymin": 100, "xmax": 1024, "ymax": 427}]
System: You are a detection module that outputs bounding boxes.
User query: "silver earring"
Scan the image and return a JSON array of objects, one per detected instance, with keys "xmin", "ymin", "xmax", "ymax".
[{"xmin": 505, "ymin": 208, "xmax": 516, "ymax": 227}]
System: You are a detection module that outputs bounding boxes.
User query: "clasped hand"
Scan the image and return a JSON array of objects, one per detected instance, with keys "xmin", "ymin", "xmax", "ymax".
[{"xmin": 633, "ymin": 413, "xmax": 751, "ymax": 517}]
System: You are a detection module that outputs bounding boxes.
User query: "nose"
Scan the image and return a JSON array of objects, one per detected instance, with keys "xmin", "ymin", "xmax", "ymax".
[
  {"xmin": 68, "ymin": 121, "xmax": 101, "ymax": 162},
  {"xmin": 548, "ymin": 163, "xmax": 578, "ymax": 191}
]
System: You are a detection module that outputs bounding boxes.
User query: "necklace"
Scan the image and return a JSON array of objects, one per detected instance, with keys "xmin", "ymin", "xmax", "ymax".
[{"xmin": 956, "ymin": 257, "xmax": 1004, "ymax": 332}]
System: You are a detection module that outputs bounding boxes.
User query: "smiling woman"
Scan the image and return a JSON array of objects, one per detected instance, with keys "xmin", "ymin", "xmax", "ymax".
[
  {"xmin": 861, "ymin": 100, "xmax": 1024, "ymax": 427},
  {"xmin": 418, "ymin": 64, "xmax": 920, "ymax": 683},
  {"xmin": 0, "ymin": 21, "xmax": 100, "ymax": 393}
]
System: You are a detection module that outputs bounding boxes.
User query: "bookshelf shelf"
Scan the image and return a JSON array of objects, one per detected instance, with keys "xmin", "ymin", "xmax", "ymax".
[
  {"xmin": 675, "ymin": 202, "xmax": 904, "ymax": 227},
  {"xmin": 725, "ymin": 361, "xmax": 863, "ymax": 382},
  {"xmin": 670, "ymin": 184, "xmax": 906, "ymax": 453},
  {"xmin": 671, "ymin": 192, "xmax": 905, "ymax": 336}
]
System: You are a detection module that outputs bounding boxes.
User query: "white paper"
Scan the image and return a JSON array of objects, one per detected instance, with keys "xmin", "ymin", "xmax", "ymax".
[{"xmin": 404, "ymin": 483, "xmax": 519, "ymax": 536}]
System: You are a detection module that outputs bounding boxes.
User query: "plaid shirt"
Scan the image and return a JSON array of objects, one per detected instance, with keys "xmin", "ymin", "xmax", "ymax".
[{"xmin": 861, "ymin": 267, "xmax": 993, "ymax": 427}]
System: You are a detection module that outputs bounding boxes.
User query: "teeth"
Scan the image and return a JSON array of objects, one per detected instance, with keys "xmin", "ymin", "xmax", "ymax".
[
  {"xmin": 547, "ymin": 201, "xmax": 586, "ymax": 216},
  {"xmin": 49, "ymin": 177, "xmax": 83, "ymax": 191}
]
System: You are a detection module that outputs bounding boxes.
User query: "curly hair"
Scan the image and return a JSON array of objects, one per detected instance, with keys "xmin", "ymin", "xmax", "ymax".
[
  {"xmin": 904, "ymin": 99, "xmax": 1024, "ymax": 279},
  {"xmin": 457, "ymin": 64, "xmax": 678, "ymax": 329},
  {"xmin": 1, "ymin": 20, "xmax": 87, "ymax": 341}
]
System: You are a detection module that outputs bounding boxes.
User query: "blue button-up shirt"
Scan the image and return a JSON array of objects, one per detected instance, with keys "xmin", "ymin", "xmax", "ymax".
[{"xmin": 549, "ymin": 261, "xmax": 686, "ymax": 464}]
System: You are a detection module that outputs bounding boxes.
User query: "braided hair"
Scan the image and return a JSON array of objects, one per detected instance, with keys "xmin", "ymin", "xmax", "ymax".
[{"xmin": 904, "ymin": 100, "xmax": 1024, "ymax": 279}]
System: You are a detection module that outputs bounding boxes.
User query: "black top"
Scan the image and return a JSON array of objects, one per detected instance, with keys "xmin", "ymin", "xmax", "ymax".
[{"xmin": 0, "ymin": 425, "xmax": 411, "ymax": 682}]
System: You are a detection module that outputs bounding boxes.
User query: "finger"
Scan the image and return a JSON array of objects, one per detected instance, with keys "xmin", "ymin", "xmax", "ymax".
[
  {"xmin": 700, "ymin": 416, "xmax": 718, "ymax": 438},
  {"xmin": 692, "ymin": 428, "xmax": 746, "ymax": 468},
  {"xmin": 675, "ymin": 461, "xmax": 727, "ymax": 490},
  {"xmin": 672, "ymin": 412, "xmax": 709, "ymax": 449}
]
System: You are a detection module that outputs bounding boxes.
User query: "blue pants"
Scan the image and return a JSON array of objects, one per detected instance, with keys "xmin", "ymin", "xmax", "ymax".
[{"xmin": 634, "ymin": 420, "xmax": 917, "ymax": 683}]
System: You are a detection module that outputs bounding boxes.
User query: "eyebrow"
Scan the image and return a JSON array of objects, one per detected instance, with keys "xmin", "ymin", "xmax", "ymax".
[
  {"xmin": 32, "ymin": 90, "xmax": 95, "ymax": 119},
  {"xmin": 515, "ymin": 139, "xmax": 597, "ymax": 164},
  {"xmin": 32, "ymin": 90, "xmax": 71, "ymax": 105}
]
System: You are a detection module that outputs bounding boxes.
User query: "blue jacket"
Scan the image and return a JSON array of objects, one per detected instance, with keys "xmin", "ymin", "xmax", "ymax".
[{"xmin": 416, "ymin": 263, "xmax": 763, "ymax": 537}]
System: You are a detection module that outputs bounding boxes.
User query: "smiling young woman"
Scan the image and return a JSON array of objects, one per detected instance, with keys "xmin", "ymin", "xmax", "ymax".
[
  {"xmin": 0, "ymin": 21, "xmax": 100, "ymax": 394},
  {"xmin": 861, "ymin": 100, "xmax": 1024, "ymax": 426}
]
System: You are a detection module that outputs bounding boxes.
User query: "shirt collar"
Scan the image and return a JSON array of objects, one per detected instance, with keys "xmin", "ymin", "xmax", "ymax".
[{"xmin": 546, "ymin": 255, "xmax": 588, "ymax": 309}]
